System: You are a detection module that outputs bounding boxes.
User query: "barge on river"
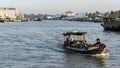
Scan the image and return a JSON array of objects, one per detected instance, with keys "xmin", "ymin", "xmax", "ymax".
[
  {"xmin": 63, "ymin": 31, "xmax": 106, "ymax": 54},
  {"xmin": 101, "ymin": 17, "xmax": 120, "ymax": 31}
]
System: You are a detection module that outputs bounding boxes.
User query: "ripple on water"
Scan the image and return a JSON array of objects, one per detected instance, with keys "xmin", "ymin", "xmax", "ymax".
[{"xmin": 0, "ymin": 21, "xmax": 119, "ymax": 68}]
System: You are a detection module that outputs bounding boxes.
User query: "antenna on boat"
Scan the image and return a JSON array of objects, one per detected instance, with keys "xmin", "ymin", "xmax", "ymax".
[{"xmin": 9, "ymin": 0, "xmax": 12, "ymax": 8}]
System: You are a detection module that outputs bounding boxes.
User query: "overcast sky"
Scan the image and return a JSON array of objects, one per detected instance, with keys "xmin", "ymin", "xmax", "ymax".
[{"xmin": 0, "ymin": 0, "xmax": 120, "ymax": 14}]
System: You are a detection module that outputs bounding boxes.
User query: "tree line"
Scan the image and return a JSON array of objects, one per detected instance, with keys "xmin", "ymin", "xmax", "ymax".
[{"xmin": 24, "ymin": 10, "xmax": 120, "ymax": 20}]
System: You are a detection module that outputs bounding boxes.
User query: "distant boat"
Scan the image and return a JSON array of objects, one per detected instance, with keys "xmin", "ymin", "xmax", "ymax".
[
  {"xmin": 13, "ymin": 20, "xmax": 21, "ymax": 22},
  {"xmin": 0, "ymin": 19, "xmax": 6, "ymax": 23},
  {"xmin": 62, "ymin": 31, "xmax": 106, "ymax": 54},
  {"xmin": 101, "ymin": 17, "xmax": 120, "ymax": 31},
  {"xmin": 33, "ymin": 18, "xmax": 42, "ymax": 21}
]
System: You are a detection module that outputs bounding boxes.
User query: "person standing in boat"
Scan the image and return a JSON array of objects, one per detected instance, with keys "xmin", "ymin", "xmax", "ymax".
[
  {"xmin": 66, "ymin": 34, "xmax": 73, "ymax": 44},
  {"xmin": 94, "ymin": 38, "xmax": 102, "ymax": 46}
]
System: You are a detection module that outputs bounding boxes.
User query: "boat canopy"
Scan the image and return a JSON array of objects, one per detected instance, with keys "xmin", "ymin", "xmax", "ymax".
[{"xmin": 63, "ymin": 31, "xmax": 87, "ymax": 36}]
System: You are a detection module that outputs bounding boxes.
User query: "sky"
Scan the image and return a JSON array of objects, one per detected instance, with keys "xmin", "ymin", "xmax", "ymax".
[{"xmin": 0, "ymin": 0, "xmax": 120, "ymax": 14}]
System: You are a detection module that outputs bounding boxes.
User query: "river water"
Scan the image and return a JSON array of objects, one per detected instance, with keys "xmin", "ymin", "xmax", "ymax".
[{"xmin": 0, "ymin": 20, "xmax": 120, "ymax": 68}]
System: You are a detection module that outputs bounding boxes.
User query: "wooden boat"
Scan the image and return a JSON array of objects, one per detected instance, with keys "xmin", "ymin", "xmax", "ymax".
[
  {"xmin": 101, "ymin": 17, "xmax": 120, "ymax": 31},
  {"xmin": 0, "ymin": 19, "xmax": 6, "ymax": 23},
  {"xmin": 63, "ymin": 31, "xmax": 106, "ymax": 54}
]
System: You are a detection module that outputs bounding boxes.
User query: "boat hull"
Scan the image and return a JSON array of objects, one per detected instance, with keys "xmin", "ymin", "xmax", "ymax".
[
  {"xmin": 101, "ymin": 22, "xmax": 120, "ymax": 31},
  {"xmin": 63, "ymin": 42, "xmax": 106, "ymax": 54},
  {"xmin": 65, "ymin": 46, "xmax": 105, "ymax": 54}
]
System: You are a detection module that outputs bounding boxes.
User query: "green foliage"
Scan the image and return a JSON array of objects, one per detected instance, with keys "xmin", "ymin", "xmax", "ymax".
[
  {"xmin": 24, "ymin": 14, "xmax": 43, "ymax": 19},
  {"xmin": 105, "ymin": 10, "xmax": 120, "ymax": 18},
  {"xmin": 112, "ymin": 10, "xmax": 120, "ymax": 18}
]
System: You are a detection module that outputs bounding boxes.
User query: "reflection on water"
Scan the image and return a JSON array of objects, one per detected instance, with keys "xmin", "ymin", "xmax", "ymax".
[
  {"xmin": 0, "ymin": 20, "xmax": 119, "ymax": 68},
  {"xmin": 94, "ymin": 56, "xmax": 105, "ymax": 64},
  {"xmin": 63, "ymin": 50, "xmax": 107, "ymax": 68}
]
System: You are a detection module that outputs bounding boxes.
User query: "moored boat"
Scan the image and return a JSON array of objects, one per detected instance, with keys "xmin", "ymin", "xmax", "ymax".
[
  {"xmin": 63, "ymin": 31, "xmax": 106, "ymax": 54},
  {"xmin": 101, "ymin": 17, "xmax": 120, "ymax": 31},
  {"xmin": 0, "ymin": 18, "xmax": 6, "ymax": 23}
]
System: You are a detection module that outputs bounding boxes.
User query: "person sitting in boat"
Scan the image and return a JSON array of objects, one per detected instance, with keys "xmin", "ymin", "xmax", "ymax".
[
  {"xmin": 94, "ymin": 38, "xmax": 102, "ymax": 46},
  {"xmin": 66, "ymin": 34, "xmax": 73, "ymax": 44},
  {"xmin": 81, "ymin": 40, "xmax": 89, "ymax": 47}
]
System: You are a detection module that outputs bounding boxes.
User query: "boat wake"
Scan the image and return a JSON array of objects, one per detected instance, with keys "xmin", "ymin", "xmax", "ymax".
[{"xmin": 92, "ymin": 53, "xmax": 110, "ymax": 57}]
